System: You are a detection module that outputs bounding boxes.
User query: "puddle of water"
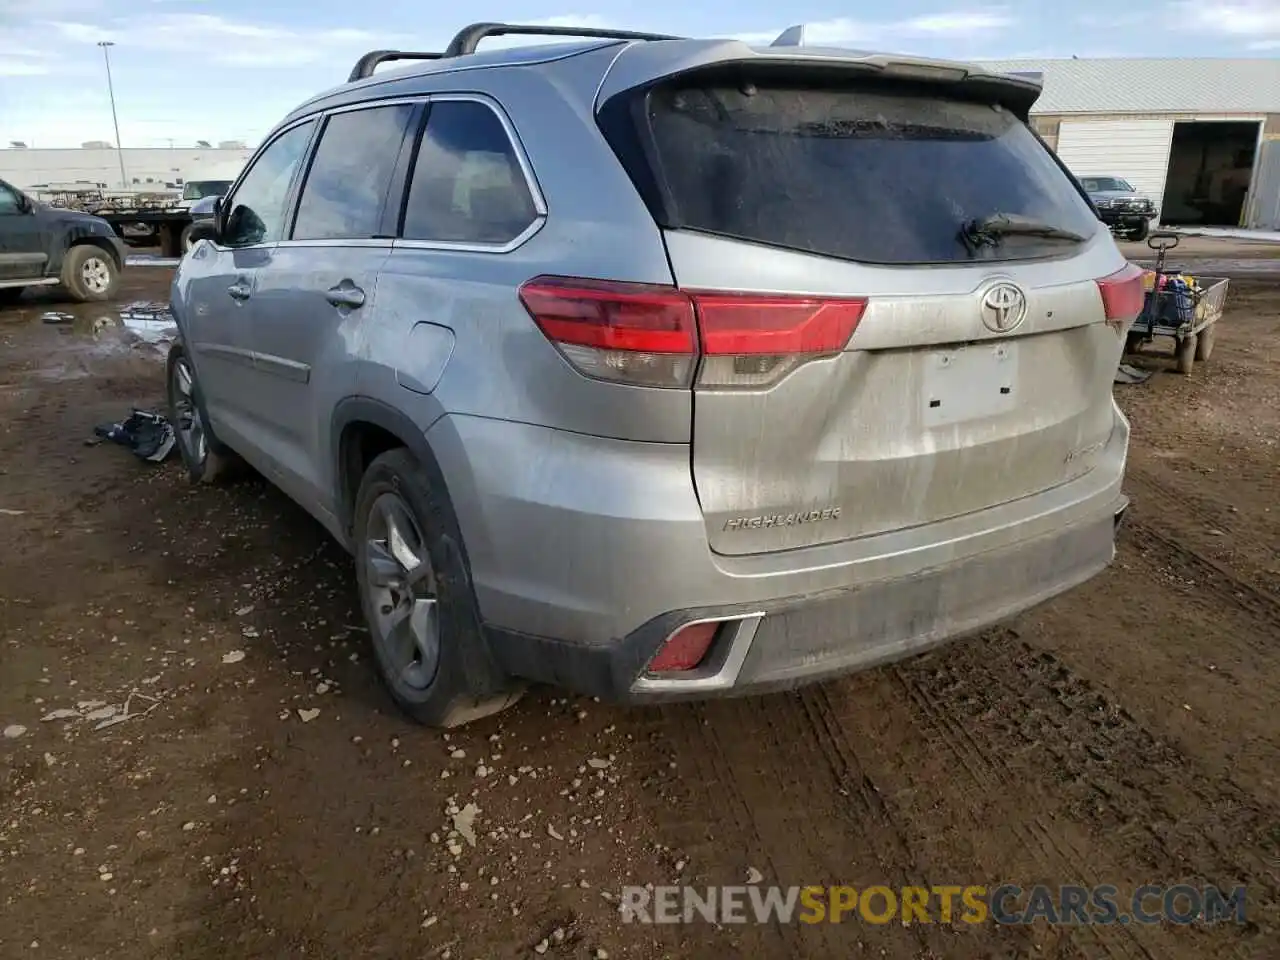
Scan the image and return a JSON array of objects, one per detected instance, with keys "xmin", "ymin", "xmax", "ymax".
[
  {"xmin": 118, "ymin": 301, "xmax": 178, "ymax": 346},
  {"xmin": 29, "ymin": 301, "xmax": 177, "ymax": 379}
]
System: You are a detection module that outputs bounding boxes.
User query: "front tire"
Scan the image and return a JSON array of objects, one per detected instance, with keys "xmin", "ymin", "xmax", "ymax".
[
  {"xmin": 353, "ymin": 448, "xmax": 520, "ymax": 727},
  {"xmin": 1130, "ymin": 221, "xmax": 1150, "ymax": 242},
  {"xmin": 61, "ymin": 245, "xmax": 119, "ymax": 302},
  {"xmin": 166, "ymin": 343, "xmax": 237, "ymax": 484}
]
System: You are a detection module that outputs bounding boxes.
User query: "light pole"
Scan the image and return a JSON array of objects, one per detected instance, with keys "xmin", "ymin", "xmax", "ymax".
[{"xmin": 97, "ymin": 41, "xmax": 128, "ymax": 189}]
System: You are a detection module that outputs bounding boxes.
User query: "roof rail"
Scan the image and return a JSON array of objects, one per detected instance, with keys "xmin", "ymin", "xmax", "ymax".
[
  {"xmin": 442, "ymin": 21, "xmax": 681, "ymax": 57},
  {"xmin": 348, "ymin": 49, "xmax": 444, "ymax": 82}
]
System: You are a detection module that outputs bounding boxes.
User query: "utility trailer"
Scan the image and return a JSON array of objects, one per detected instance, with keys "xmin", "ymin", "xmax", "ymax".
[
  {"xmin": 92, "ymin": 203, "xmax": 198, "ymax": 258},
  {"xmin": 87, "ymin": 180, "xmax": 236, "ymax": 257}
]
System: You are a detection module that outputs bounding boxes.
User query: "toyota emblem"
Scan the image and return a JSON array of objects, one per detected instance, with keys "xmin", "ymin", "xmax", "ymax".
[{"xmin": 981, "ymin": 282, "xmax": 1028, "ymax": 333}]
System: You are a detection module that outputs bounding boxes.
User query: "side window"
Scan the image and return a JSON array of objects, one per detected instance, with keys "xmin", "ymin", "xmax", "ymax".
[
  {"xmin": 292, "ymin": 104, "xmax": 416, "ymax": 241},
  {"xmin": 222, "ymin": 120, "xmax": 315, "ymax": 248},
  {"xmin": 402, "ymin": 100, "xmax": 538, "ymax": 245},
  {"xmin": 0, "ymin": 183, "xmax": 23, "ymax": 215}
]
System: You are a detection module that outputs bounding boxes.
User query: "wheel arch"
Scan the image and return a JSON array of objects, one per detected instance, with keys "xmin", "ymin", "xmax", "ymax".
[
  {"xmin": 334, "ymin": 398, "xmax": 506, "ymax": 695},
  {"xmin": 332, "ymin": 397, "xmax": 452, "ymax": 542},
  {"xmin": 67, "ymin": 235, "xmax": 124, "ymax": 272}
]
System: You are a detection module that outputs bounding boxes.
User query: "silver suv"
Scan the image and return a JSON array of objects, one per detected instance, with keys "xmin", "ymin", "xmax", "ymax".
[{"xmin": 168, "ymin": 22, "xmax": 1139, "ymax": 727}]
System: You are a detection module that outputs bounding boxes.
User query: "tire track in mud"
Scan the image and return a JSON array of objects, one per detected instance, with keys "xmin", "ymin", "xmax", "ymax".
[
  {"xmin": 642, "ymin": 694, "xmax": 958, "ymax": 959},
  {"xmin": 1123, "ymin": 519, "xmax": 1280, "ymax": 632},
  {"xmin": 1124, "ymin": 467, "xmax": 1280, "ymax": 612},
  {"xmin": 892, "ymin": 634, "xmax": 1277, "ymax": 958}
]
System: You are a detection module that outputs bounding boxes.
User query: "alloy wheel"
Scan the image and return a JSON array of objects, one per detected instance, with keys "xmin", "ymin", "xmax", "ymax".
[
  {"xmin": 364, "ymin": 492, "xmax": 440, "ymax": 691},
  {"xmin": 81, "ymin": 256, "xmax": 112, "ymax": 295},
  {"xmin": 171, "ymin": 356, "xmax": 207, "ymax": 467}
]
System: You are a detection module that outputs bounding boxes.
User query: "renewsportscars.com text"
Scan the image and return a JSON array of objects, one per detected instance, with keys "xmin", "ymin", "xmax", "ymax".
[{"xmin": 619, "ymin": 884, "xmax": 1248, "ymax": 926}]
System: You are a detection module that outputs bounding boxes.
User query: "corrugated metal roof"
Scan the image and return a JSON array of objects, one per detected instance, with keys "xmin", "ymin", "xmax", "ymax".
[{"xmin": 974, "ymin": 58, "xmax": 1280, "ymax": 115}]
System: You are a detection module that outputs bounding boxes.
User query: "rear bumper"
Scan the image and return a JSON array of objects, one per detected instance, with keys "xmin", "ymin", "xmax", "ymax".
[
  {"xmin": 487, "ymin": 497, "xmax": 1125, "ymax": 700},
  {"xmin": 434, "ymin": 402, "xmax": 1131, "ymax": 702}
]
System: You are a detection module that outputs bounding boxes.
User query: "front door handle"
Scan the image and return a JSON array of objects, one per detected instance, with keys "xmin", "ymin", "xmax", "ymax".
[
  {"xmin": 227, "ymin": 280, "xmax": 251, "ymax": 301},
  {"xmin": 325, "ymin": 280, "xmax": 366, "ymax": 309}
]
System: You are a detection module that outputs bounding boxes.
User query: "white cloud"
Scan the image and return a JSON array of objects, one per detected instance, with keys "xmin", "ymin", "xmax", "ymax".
[
  {"xmin": 47, "ymin": 13, "xmax": 377, "ymax": 66},
  {"xmin": 898, "ymin": 10, "xmax": 1014, "ymax": 35},
  {"xmin": 731, "ymin": 7, "xmax": 1015, "ymax": 47},
  {"xmin": 1168, "ymin": 0, "xmax": 1280, "ymax": 45}
]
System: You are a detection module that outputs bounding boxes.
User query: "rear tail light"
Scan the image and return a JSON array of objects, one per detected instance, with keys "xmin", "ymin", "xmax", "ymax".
[
  {"xmin": 519, "ymin": 275, "xmax": 865, "ymax": 389},
  {"xmin": 647, "ymin": 621, "xmax": 720, "ymax": 673},
  {"xmin": 1096, "ymin": 263, "xmax": 1146, "ymax": 333}
]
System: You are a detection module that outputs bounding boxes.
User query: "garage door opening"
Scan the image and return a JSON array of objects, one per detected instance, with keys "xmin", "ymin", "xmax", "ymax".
[{"xmin": 1161, "ymin": 120, "xmax": 1261, "ymax": 227}]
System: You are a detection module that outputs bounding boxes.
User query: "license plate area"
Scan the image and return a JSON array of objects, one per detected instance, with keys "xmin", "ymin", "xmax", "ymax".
[{"xmin": 923, "ymin": 341, "xmax": 1018, "ymax": 428}]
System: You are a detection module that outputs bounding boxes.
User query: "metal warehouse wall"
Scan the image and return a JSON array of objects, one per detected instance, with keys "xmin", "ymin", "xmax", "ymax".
[{"xmin": 0, "ymin": 147, "xmax": 252, "ymax": 190}]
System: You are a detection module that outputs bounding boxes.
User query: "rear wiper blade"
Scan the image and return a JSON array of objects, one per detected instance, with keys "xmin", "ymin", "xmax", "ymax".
[{"xmin": 962, "ymin": 213, "xmax": 1088, "ymax": 243}]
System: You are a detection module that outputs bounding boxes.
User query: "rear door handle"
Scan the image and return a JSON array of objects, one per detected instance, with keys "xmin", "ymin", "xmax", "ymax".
[
  {"xmin": 325, "ymin": 281, "xmax": 366, "ymax": 309},
  {"xmin": 227, "ymin": 280, "xmax": 251, "ymax": 301}
]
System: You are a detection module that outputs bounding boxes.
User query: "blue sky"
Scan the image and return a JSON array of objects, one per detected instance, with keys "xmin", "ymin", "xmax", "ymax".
[{"xmin": 0, "ymin": 0, "xmax": 1277, "ymax": 147}]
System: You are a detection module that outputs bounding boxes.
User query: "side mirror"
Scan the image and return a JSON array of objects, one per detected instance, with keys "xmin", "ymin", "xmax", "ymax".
[
  {"xmin": 17, "ymin": 192, "xmax": 33, "ymax": 214},
  {"xmin": 213, "ymin": 196, "xmax": 227, "ymax": 239},
  {"xmin": 186, "ymin": 220, "xmax": 219, "ymax": 247}
]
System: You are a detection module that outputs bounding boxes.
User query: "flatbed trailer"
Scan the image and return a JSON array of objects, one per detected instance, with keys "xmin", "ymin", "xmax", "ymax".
[{"xmin": 94, "ymin": 207, "xmax": 197, "ymax": 258}]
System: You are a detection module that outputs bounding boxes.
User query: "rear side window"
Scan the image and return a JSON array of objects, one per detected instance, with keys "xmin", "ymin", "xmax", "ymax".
[
  {"xmin": 637, "ymin": 80, "xmax": 1099, "ymax": 264},
  {"xmin": 292, "ymin": 104, "xmax": 415, "ymax": 241},
  {"xmin": 401, "ymin": 100, "xmax": 538, "ymax": 245}
]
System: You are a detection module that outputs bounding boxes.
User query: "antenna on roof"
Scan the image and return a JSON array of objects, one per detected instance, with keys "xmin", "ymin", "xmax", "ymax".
[{"xmin": 770, "ymin": 25, "xmax": 806, "ymax": 47}]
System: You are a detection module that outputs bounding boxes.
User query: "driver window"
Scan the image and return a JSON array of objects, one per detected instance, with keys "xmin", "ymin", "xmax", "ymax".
[
  {"xmin": 222, "ymin": 120, "xmax": 315, "ymax": 247},
  {"xmin": 0, "ymin": 183, "xmax": 23, "ymax": 215}
]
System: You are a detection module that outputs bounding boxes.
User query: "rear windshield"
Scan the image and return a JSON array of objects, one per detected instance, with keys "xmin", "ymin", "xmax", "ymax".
[{"xmin": 637, "ymin": 80, "xmax": 1099, "ymax": 264}]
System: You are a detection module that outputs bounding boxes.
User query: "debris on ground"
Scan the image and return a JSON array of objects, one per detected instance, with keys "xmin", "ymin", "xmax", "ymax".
[
  {"xmin": 297, "ymin": 708, "xmax": 320, "ymax": 723},
  {"xmin": 93, "ymin": 410, "xmax": 175, "ymax": 463},
  {"xmin": 36, "ymin": 693, "xmax": 161, "ymax": 732},
  {"xmin": 452, "ymin": 803, "xmax": 481, "ymax": 846},
  {"xmin": 3, "ymin": 724, "xmax": 27, "ymax": 739},
  {"xmin": 222, "ymin": 650, "xmax": 246, "ymax": 665},
  {"xmin": 1115, "ymin": 362, "xmax": 1155, "ymax": 385},
  {"xmin": 0, "ymin": 508, "xmax": 25, "ymax": 516}
]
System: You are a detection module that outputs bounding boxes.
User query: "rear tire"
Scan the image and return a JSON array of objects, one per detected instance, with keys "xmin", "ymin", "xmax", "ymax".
[
  {"xmin": 1194, "ymin": 323, "xmax": 1215, "ymax": 361},
  {"xmin": 166, "ymin": 342, "xmax": 238, "ymax": 484},
  {"xmin": 1175, "ymin": 334, "xmax": 1197, "ymax": 375},
  {"xmin": 0, "ymin": 287, "xmax": 25, "ymax": 306},
  {"xmin": 353, "ymin": 448, "xmax": 520, "ymax": 728},
  {"xmin": 61, "ymin": 245, "xmax": 119, "ymax": 302}
]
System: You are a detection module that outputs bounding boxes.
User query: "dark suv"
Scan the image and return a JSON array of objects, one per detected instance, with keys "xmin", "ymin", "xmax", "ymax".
[
  {"xmin": 1079, "ymin": 176, "xmax": 1158, "ymax": 241},
  {"xmin": 0, "ymin": 177, "xmax": 127, "ymax": 303}
]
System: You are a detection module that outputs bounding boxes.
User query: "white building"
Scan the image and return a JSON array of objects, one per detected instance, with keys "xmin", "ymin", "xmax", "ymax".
[
  {"xmin": 0, "ymin": 145, "xmax": 253, "ymax": 192},
  {"xmin": 979, "ymin": 57, "xmax": 1280, "ymax": 230}
]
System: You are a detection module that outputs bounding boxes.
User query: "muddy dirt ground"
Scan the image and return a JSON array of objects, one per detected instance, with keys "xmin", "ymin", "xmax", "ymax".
[{"xmin": 2, "ymin": 243, "xmax": 1278, "ymax": 960}]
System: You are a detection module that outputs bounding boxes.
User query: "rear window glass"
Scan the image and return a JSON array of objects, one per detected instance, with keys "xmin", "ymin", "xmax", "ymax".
[{"xmin": 640, "ymin": 81, "xmax": 1099, "ymax": 264}]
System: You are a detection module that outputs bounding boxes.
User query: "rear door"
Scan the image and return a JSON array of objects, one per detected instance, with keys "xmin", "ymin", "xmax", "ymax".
[{"xmin": 606, "ymin": 69, "xmax": 1136, "ymax": 556}]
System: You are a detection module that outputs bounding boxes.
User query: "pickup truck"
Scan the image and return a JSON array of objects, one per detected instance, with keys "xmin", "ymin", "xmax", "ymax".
[
  {"xmin": 1079, "ymin": 175, "xmax": 1159, "ymax": 241},
  {"xmin": 0, "ymin": 177, "xmax": 127, "ymax": 303}
]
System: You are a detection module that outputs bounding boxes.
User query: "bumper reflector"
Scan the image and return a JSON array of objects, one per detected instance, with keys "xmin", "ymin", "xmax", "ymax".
[{"xmin": 648, "ymin": 621, "xmax": 720, "ymax": 673}]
